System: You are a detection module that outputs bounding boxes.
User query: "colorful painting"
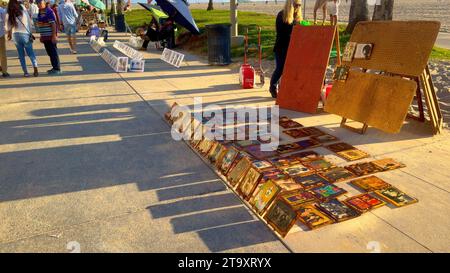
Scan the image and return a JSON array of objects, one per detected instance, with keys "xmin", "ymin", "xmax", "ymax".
[
  {"xmin": 303, "ymin": 158, "xmax": 335, "ymax": 172},
  {"xmin": 342, "ymin": 42, "xmax": 357, "ymax": 62},
  {"xmin": 220, "ymin": 147, "xmax": 240, "ymax": 174},
  {"xmin": 280, "ymin": 119, "xmax": 303, "ymax": 129},
  {"xmin": 350, "ymin": 176, "xmax": 391, "ymax": 191},
  {"xmin": 208, "ymin": 143, "xmax": 223, "ymax": 163},
  {"xmin": 333, "ymin": 65, "xmax": 350, "ymax": 81},
  {"xmin": 238, "ymin": 167, "xmax": 263, "ymax": 200},
  {"xmin": 316, "ymin": 199, "xmax": 360, "ymax": 222},
  {"xmin": 280, "ymin": 190, "xmax": 317, "ymax": 209},
  {"xmin": 290, "ymin": 151, "xmax": 322, "ymax": 162},
  {"xmin": 375, "ymin": 187, "xmax": 418, "ymax": 207},
  {"xmin": 270, "ymin": 156, "xmax": 302, "ymax": 167},
  {"xmin": 319, "ymin": 167, "xmax": 356, "ymax": 183},
  {"xmin": 261, "ymin": 168, "xmax": 291, "ymax": 182},
  {"xmin": 345, "ymin": 162, "xmax": 383, "ymax": 177},
  {"xmin": 295, "ymin": 139, "xmax": 321, "ymax": 150},
  {"xmin": 297, "ymin": 204, "xmax": 334, "ymax": 230},
  {"xmin": 227, "ymin": 157, "xmax": 252, "ymax": 187},
  {"xmin": 344, "ymin": 193, "xmax": 386, "ymax": 213},
  {"xmin": 251, "ymin": 159, "xmax": 273, "ymax": 170},
  {"xmin": 265, "ymin": 199, "xmax": 298, "ymax": 237},
  {"xmin": 337, "ymin": 149, "xmax": 369, "ymax": 161},
  {"xmin": 251, "ymin": 180, "xmax": 281, "ymax": 214},
  {"xmin": 235, "ymin": 140, "xmax": 260, "ymax": 149},
  {"xmin": 293, "ymin": 174, "xmax": 330, "ymax": 190},
  {"xmin": 245, "ymin": 144, "xmax": 278, "ymax": 159},
  {"xmin": 276, "ymin": 143, "xmax": 302, "ymax": 154},
  {"xmin": 280, "ymin": 164, "xmax": 313, "ymax": 177},
  {"xmin": 371, "ymin": 158, "xmax": 406, "ymax": 171},
  {"xmin": 311, "ymin": 184, "xmax": 347, "ymax": 201}
]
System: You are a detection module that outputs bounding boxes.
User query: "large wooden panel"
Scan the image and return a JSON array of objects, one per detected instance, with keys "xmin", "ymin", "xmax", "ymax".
[
  {"xmin": 344, "ymin": 21, "xmax": 440, "ymax": 77},
  {"xmin": 277, "ymin": 25, "xmax": 336, "ymax": 113},
  {"xmin": 324, "ymin": 71, "xmax": 417, "ymax": 133}
]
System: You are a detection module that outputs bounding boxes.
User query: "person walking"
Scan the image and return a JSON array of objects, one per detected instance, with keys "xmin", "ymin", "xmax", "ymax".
[
  {"xmin": 313, "ymin": 0, "xmax": 328, "ymax": 25},
  {"xmin": 5, "ymin": 0, "xmax": 38, "ymax": 77},
  {"xmin": 328, "ymin": 0, "xmax": 340, "ymax": 26},
  {"xmin": 36, "ymin": 0, "xmax": 61, "ymax": 75},
  {"xmin": 28, "ymin": 0, "xmax": 40, "ymax": 29},
  {"xmin": 269, "ymin": 0, "xmax": 302, "ymax": 98},
  {"xmin": 0, "ymin": 3, "xmax": 9, "ymax": 77},
  {"xmin": 57, "ymin": 0, "xmax": 78, "ymax": 54}
]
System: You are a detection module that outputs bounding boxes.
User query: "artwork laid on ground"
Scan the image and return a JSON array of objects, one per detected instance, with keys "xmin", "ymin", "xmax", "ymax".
[{"xmin": 164, "ymin": 103, "xmax": 418, "ymax": 238}]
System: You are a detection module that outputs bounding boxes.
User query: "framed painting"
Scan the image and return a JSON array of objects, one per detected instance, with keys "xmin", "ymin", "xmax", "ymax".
[
  {"xmin": 245, "ymin": 144, "xmax": 278, "ymax": 159},
  {"xmin": 275, "ymin": 180, "xmax": 303, "ymax": 191},
  {"xmin": 238, "ymin": 167, "xmax": 263, "ymax": 200},
  {"xmin": 375, "ymin": 186, "xmax": 418, "ymax": 207},
  {"xmin": 214, "ymin": 145, "xmax": 229, "ymax": 168},
  {"xmin": 270, "ymin": 156, "xmax": 302, "ymax": 168},
  {"xmin": 283, "ymin": 128, "xmax": 309, "ymax": 139},
  {"xmin": 311, "ymin": 134, "xmax": 339, "ymax": 144},
  {"xmin": 208, "ymin": 142, "xmax": 222, "ymax": 163},
  {"xmin": 260, "ymin": 167, "xmax": 291, "ymax": 183},
  {"xmin": 220, "ymin": 147, "xmax": 240, "ymax": 174},
  {"xmin": 297, "ymin": 204, "xmax": 334, "ymax": 230},
  {"xmin": 299, "ymin": 127, "xmax": 325, "ymax": 137},
  {"xmin": 290, "ymin": 151, "xmax": 322, "ymax": 162},
  {"xmin": 303, "ymin": 158, "xmax": 335, "ymax": 172},
  {"xmin": 251, "ymin": 159, "xmax": 273, "ymax": 170},
  {"xmin": 344, "ymin": 193, "xmax": 386, "ymax": 213},
  {"xmin": 279, "ymin": 190, "xmax": 317, "ymax": 209},
  {"xmin": 251, "ymin": 180, "xmax": 281, "ymax": 215},
  {"xmin": 345, "ymin": 162, "xmax": 383, "ymax": 177},
  {"xmin": 276, "ymin": 143, "xmax": 302, "ymax": 154},
  {"xmin": 336, "ymin": 149, "xmax": 369, "ymax": 161},
  {"xmin": 311, "ymin": 184, "xmax": 347, "ymax": 201},
  {"xmin": 280, "ymin": 119, "xmax": 303, "ymax": 129},
  {"xmin": 319, "ymin": 167, "xmax": 356, "ymax": 183},
  {"xmin": 371, "ymin": 158, "xmax": 406, "ymax": 171},
  {"xmin": 295, "ymin": 139, "xmax": 321, "ymax": 150},
  {"xmin": 316, "ymin": 199, "xmax": 360, "ymax": 222},
  {"xmin": 265, "ymin": 199, "xmax": 298, "ymax": 237},
  {"xmin": 350, "ymin": 176, "xmax": 391, "ymax": 191},
  {"xmin": 325, "ymin": 142, "xmax": 355, "ymax": 153},
  {"xmin": 293, "ymin": 174, "xmax": 330, "ymax": 190},
  {"xmin": 280, "ymin": 164, "xmax": 313, "ymax": 177},
  {"xmin": 235, "ymin": 140, "xmax": 260, "ymax": 149},
  {"xmin": 227, "ymin": 157, "xmax": 252, "ymax": 187}
]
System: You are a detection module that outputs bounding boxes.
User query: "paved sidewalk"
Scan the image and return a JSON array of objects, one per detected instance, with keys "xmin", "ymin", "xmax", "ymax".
[{"xmin": 1, "ymin": 31, "xmax": 449, "ymax": 253}]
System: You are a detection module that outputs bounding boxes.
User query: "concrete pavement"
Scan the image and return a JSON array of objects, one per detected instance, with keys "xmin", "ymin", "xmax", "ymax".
[{"xmin": 0, "ymin": 31, "xmax": 449, "ymax": 252}]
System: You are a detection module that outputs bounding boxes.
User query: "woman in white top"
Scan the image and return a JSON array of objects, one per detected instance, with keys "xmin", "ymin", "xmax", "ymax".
[
  {"xmin": 328, "ymin": 0, "xmax": 340, "ymax": 26},
  {"xmin": 5, "ymin": 0, "xmax": 38, "ymax": 77}
]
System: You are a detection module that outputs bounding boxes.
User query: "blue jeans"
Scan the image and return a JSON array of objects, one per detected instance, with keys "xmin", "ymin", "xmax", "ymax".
[
  {"xmin": 270, "ymin": 51, "xmax": 287, "ymax": 92},
  {"xmin": 13, "ymin": 32, "xmax": 38, "ymax": 74}
]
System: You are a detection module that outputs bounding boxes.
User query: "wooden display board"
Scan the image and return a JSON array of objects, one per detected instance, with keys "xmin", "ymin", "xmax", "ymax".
[
  {"xmin": 325, "ymin": 71, "xmax": 417, "ymax": 134},
  {"xmin": 326, "ymin": 21, "xmax": 442, "ymax": 134},
  {"xmin": 277, "ymin": 25, "xmax": 338, "ymax": 113},
  {"xmin": 343, "ymin": 21, "xmax": 440, "ymax": 77}
]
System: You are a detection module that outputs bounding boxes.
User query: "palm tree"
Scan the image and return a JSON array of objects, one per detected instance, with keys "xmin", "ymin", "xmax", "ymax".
[
  {"xmin": 373, "ymin": 0, "xmax": 394, "ymax": 21},
  {"xmin": 345, "ymin": 0, "xmax": 369, "ymax": 33},
  {"xmin": 207, "ymin": 0, "xmax": 214, "ymax": 11}
]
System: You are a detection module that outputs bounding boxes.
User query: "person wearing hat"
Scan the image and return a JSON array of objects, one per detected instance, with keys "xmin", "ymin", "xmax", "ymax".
[{"xmin": 36, "ymin": 0, "xmax": 61, "ymax": 74}]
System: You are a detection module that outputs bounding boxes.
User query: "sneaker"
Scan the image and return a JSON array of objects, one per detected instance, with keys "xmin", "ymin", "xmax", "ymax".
[
  {"xmin": 24, "ymin": 73, "xmax": 30, "ymax": 77},
  {"xmin": 47, "ymin": 69, "xmax": 62, "ymax": 75},
  {"xmin": 2, "ymin": 72, "xmax": 10, "ymax": 78},
  {"xmin": 269, "ymin": 86, "xmax": 278, "ymax": 99}
]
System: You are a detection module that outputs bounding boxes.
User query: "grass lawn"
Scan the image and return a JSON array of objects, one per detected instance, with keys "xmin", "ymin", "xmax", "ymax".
[{"xmin": 125, "ymin": 9, "xmax": 450, "ymax": 61}]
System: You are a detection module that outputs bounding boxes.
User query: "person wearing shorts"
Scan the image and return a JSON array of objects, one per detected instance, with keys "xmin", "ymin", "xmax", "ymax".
[
  {"xmin": 314, "ymin": 0, "xmax": 328, "ymax": 25},
  {"xmin": 57, "ymin": 0, "xmax": 78, "ymax": 53}
]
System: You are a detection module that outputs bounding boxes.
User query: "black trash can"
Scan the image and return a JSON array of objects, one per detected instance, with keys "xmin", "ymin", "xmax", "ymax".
[{"xmin": 206, "ymin": 24, "xmax": 231, "ymax": 65}]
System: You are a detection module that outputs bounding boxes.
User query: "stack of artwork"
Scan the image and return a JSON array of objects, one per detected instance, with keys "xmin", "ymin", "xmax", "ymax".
[{"xmin": 164, "ymin": 103, "xmax": 418, "ymax": 238}]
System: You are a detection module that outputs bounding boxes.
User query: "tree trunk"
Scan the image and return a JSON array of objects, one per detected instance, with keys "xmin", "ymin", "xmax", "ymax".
[
  {"xmin": 345, "ymin": 0, "xmax": 370, "ymax": 34},
  {"xmin": 207, "ymin": 0, "xmax": 214, "ymax": 11},
  {"xmin": 372, "ymin": 0, "xmax": 394, "ymax": 21}
]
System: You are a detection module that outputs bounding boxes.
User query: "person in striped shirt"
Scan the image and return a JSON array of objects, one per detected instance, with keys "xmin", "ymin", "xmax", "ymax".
[{"xmin": 36, "ymin": 0, "xmax": 61, "ymax": 74}]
